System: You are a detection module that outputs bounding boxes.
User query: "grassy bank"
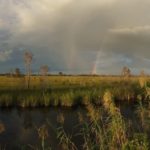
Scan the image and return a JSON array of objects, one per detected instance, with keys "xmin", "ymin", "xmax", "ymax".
[
  {"xmin": 0, "ymin": 76, "xmax": 149, "ymax": 107},
  {"xmin": 55, "ymin": 92, "xmax": 150, "ymax": 150}
]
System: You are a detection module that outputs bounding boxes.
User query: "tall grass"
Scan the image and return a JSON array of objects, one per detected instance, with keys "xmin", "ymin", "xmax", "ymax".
[
  {"xmin": 0, "ymin": 76, "xmax": 149, "ymax": 107},
  {"xmin": 54, "ymin": 90, "xmax": 150, "ymax": 150},
  {"xmin": 0, "ymin": 90, "xmax": 149, "ymax": 149}
]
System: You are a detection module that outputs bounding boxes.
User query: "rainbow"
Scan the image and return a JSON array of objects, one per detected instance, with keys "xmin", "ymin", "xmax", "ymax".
[{"xmin": 91, "ymin": 50, "xmax": 102, "ymax": 75}]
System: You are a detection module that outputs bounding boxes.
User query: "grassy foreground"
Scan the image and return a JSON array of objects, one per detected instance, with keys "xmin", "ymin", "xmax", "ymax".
[
  {"xmin": 0, "ymin": 75, "xmax": 149, "ymax": 107},
  {"xmin": 0, "ymin": 75, "xmax": 150, "ymax": 149}
]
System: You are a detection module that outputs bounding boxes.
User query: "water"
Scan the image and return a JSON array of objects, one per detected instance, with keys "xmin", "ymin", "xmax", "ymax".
[
  {"xmin": 0, "ymin": 103, "xmax": 145, "ymax": 150},
  {"xmin": 0, "ymin": 107, "xmax": 87, "ymax": 150}
]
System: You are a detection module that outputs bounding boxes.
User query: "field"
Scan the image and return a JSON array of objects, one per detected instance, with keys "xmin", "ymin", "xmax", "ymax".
[
  {"xmin": 0, "ymin": 75, "xmax": 150, "ymax": 149},
  {"xmin": 0, "ymin": 75, "xmax": 148, "ymax": 107}
]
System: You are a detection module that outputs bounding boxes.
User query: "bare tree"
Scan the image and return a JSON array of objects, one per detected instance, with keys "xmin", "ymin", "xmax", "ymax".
[
  {"xmin": 122, "ymin": 66, "xmax": 131, "ymax": 77},
  {"xmin": 40, "ymin": 65, "xmax": 49, "ymax": 76},
  {"xmin": 140, "ymin": 70, "xmax": 145, "ymax": 77},
  {"xmin": 24, "ymin": 51, "xmax": 33, "ymax": 88},
  {"xmin": 40, "ymin": 65, "xmax": 49, "ymax": 90},
  {"xmin": 15, "ymin": 68, "xmax": 21, "ymax": 77}
]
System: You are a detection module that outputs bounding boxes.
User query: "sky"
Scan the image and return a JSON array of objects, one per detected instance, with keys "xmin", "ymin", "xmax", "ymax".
[{"xmin": 0, "ymin": 0, "xmax": 150, "ymax": 74}]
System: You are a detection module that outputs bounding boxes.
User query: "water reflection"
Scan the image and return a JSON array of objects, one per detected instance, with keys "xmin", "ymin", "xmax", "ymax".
[
  {"xmin": 23, "ymin": 112, "xmax": 33, "ymax": 129},
  {"xmin": 0, "ymin": 104, "xmax": 138, "ymax": 150},
  {"xmin": 0, "ymin": 107, "xmax": 86, "ymax": 150}
]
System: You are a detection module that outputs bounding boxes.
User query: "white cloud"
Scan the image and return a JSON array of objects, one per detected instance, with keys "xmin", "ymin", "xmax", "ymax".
[
  {"xmin": 109, "ymin": 25, "xmax": 150, "ymax": 34},
  {"xmin": 1, "ymin": 0, "xmax": 150, "ymax": 73}
]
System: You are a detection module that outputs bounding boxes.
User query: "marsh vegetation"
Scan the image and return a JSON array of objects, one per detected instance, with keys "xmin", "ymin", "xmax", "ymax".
[
  {"xmin": 0, "ymin": 75, "xmax": 150, "ymax": 149},
  {"xmin": 0, "ymin": 75, "xmax": 149, "ymax": 107}
]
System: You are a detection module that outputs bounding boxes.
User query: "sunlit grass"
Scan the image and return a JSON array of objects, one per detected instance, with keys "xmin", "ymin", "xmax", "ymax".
[{"xmin": 0, "ymin": 75, "xmax": 149, "ymax": 107}]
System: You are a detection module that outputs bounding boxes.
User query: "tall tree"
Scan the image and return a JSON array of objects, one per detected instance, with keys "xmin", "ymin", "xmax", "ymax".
[
  {"xmin": 24, "ymin": 51, "xmax": 33, "ymax": 88},
  {"xmin": 40, "ymin": 65, "xmax": 49, "ymax": 90}
]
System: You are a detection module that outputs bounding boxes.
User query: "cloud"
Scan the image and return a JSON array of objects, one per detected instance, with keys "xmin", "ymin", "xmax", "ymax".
[
  {"xmin": 0, "ymin": 50, "xmax": 13, "ymax": 62},
  {"xmin": 109, "ymin": 25, "xmax": 150, "ymax": 34},
  {"xmin": 1, "ymin": 0, "xmax": 150, "ymax": 74}
]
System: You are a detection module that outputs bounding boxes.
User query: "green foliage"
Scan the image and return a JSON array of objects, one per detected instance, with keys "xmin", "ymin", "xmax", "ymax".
[
  {"xmin": 123, "ymin": 134, "xmax": 149, "ymax": 150},
  {"xmin": 57, "ymin": 127, "xmax": 77, "ymax": 150}
]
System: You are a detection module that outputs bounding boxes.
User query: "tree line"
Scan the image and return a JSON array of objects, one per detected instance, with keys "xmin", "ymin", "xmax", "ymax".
[{"xmin": 4, "ymin": 51, "xmax": 146, "ymax": 79}]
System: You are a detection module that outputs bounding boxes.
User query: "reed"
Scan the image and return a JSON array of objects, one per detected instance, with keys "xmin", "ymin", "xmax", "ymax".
[{"xmin": 0, "ymin": 75, "xmax": 149, "ymax": 107}]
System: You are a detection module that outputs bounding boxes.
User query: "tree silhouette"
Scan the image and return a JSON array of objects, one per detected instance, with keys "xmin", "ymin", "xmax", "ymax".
[
  {"xmin": 122, "ymin": 66, "xmax": 131, "ymax": 77},
  {"xmin": 24, "ymin": 51, "xmax": 33, "ymax": 88},
  {"xmin": 15, "ymin": 68, "xmax": 21, "ymax": 77},
  {"xmin": 40, "ymin": 65, "xmax": 49, "ymax": 90}
]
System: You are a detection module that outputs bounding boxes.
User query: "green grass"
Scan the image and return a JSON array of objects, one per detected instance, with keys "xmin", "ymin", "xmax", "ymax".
[
  {"xmin": 52, "ymin": 95, "xmax": 149, "ymax": 150},
  {"xmin": 55, "ymin": 91, "xmax": 150, "ymax": 150},
  {"xmin": 0, "ymin": 83, "xmax": 149, "ymax": 149},
  {"xmin": 0, "ymin": 75, "xmax": 149, "ymax": 107}
]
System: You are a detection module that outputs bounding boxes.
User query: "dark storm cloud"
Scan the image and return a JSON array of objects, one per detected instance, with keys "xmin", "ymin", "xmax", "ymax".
[{"xmin": 0, "ymin": 0, "xmax": 150, "ymax": 74}]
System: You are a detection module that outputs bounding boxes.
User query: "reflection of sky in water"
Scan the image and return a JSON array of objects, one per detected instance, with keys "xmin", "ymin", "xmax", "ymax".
[
  {"xmin": 0, "ymin": 105, "xmax": 140, "ymax": 149},
  {"xmin": 0, "ymin": 108, "xmax": 86, "ymax": 150}
]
